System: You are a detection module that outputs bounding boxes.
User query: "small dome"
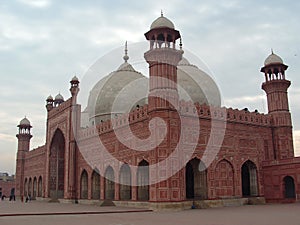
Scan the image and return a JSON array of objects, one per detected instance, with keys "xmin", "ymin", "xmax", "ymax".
[
  {"xmin": 71, "ymin": 76, "xmax": 79, "ymax": 82},
  {"xmin": 19, "ymin": 117, "xmax": 31, "ymax": 126},
  {"xmin": 150, "ymin": 14, "xmax": 175, "ymax": 30},
  {"xmin": 264, "ymin": 52, "xmax": 283, "ymax": 66},
  {"xmin": 55, "ymin": 93, "xmax": 64, "ymax": 101},
  {"xmin": 46, "ymin": 95, "xmax": 53, "ymax": 101}
]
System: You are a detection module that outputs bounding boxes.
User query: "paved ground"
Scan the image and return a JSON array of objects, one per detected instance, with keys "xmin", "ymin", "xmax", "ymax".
[{"xmin": 0, "ymin": 200, "xmax": 299, "ymax": 225}]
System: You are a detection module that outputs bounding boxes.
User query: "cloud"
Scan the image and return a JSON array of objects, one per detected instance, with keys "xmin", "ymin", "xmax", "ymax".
[
  {"xmin": 0, "ymin": 133, "xmax": 15, "ymax": 142},
  {"xmin": 17, "ymin": 0, "xmax": 51, "ymax": 8}
]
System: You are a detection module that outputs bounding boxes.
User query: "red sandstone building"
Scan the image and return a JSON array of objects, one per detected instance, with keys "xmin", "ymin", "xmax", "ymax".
[{"xmin": 15, "ymin": 14, "xmax": 299, "ymax": 209}]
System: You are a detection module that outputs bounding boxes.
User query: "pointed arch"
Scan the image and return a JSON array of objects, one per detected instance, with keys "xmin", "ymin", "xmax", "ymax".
[
  {"xmin": 28, "ymin": 177, "xmax": 32, "ymax": 197},
  {"xmin": 241, "ymin": 160, "xmax": 258, "ymax": 197},
  {"xmin": 91, "ymin": 170, "xmax": 100, "ymax": 200},
  {"xmin": 38, "ymin": 176, "xmax": 42, "ymax": 197},
  {"xmin": 24, "ymin": 178, "xmax": 28, "ymax": 197},
  {"xmin": 49, "ymin": 129, "xmax": 65, "ymax": 199},
  {"xmin": 119, "ymin": 164, "xmax": 131, "ymax": 200},
  {"xmin": 283, "ymin": 176, "xmax": 296, "ymax": 199},
  {"xmin": 33, "ymin": 177, "xmax": 37, "ymax": 199},
  {"xmin": 80, "ymin": 170, "xmax": 88, "ymax": 199},
  {"xmin": 104, "ymin": 166, "xmax": 115, "ymax": 200},
  {"xmin": 185, "ymin": 158, "xmax": 207, "ymax": 199},
  {"xmin": 214, "ymin": 159, "xmax": 234, "ymax": 198},
  {"xmin": 137, "ymin": 160, "xmax": 149, "ymax": 201}
]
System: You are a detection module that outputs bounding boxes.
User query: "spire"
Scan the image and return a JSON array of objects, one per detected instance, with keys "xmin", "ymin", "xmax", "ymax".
[
  {"xmin": 161, "ymin": 10, "xmax": 163, "ymax": 17},
  {"xmin": 123, "ymin": 41, "xmax": 129, "ymax": 62},
  {"xmin": 271, "ymin": 48, "xmax": 274, "ymax": 54}
]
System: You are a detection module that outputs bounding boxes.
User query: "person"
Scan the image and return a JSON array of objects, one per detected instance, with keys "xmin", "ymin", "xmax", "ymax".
[{"xmin": 25, "ymin": 195, "xmax": 29, "ymax": 203}]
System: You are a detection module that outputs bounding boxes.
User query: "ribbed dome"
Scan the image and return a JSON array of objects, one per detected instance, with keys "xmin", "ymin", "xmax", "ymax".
[
  {"xmin": 177, "ymin": 58, "xmax": 221, "ymax": 106},
  {"xmin": 46, "ymin": 95, "xmax": 53, "ymax": 101},
  {"xmin": 264, "ymin": 52, "xmax": 283, "ymax": 66},
  {"xmin": 71, "ymin": 76, "xmax": 79, "ymax": 82},
  {"xmin": 19, "ymin": 117, "xmax": 31, "ymax": 126},
  {"xmin": 87, "ymin": 62, "xmax": 147, "ymax": 124},
  {"xmin": 150, "ymin": 15, "xmax": 175, "ymax": 30},
  {"xmin": 55, "ymin": 93, "xmax": 64, "ymax": 101},
  {"xmin": 85, "ymin": 54, "xmax": 221, "ymax": 126}
]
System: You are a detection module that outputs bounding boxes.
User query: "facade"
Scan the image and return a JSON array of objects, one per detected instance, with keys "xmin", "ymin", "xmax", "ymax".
[{"xmin": 15, "ymin": 15, "xmax": 300, "ymax": 209}]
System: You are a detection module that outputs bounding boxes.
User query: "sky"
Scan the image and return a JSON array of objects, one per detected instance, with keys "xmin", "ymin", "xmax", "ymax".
[{"xmin": 0, "ymin": 0, "xmax": 299, "ymax": 175}]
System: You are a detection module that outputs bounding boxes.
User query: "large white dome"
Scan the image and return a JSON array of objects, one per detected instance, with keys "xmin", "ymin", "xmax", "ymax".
[
  {"xmin": 86, "ymin": 61, "xmax": 148, "ymax": 125},
  {"xmin": 177, "ymin": 58, "xmax": 221, "ymax": 106},
  {"xmin": 85, "ymin": 54, "xmax": 221, "ymax": 126}
]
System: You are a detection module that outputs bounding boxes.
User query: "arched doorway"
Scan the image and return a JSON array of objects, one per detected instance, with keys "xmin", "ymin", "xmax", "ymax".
[
  {"xmin": 241, "ymin": 160, "xmax": 258, "ymax": 197},
  {"xmin": 80, "ymin": 170, "xmax": 88, "ymax": 199},
  {"xmin": 33, "ymin": 177, "xmax": 37, "ymax": 199},
  {"xmin": 104, "ymin": 166, "xmax": 115, "ymax": 200},
  {"xmin": 185, "ymin": 158, "xmax": 207, "ymax": 199},
  {"xmin": 215, "ymin": 160, "xmax": 234, "ymax": 198},
  {"xmin": 91, "ymin": 170, "xmax": 100, "ymax": 200},
  {"xmin": 24, "ymin": 178, "xmax": 28, "ymax": 197},
  {"xmin": 137, "ymin": 160, "xmax": 149, "ymax": 201},
  {"xmin": 119, "ymin": 164, "xmax": 131, "ymax": 200},
  {"xmin": 284, "ymin": 176, "xmax": 296, "ymax": 199},
  {"xmin": 28, "ymin": 178, "xmax": 32, "ymax": 198},
  {"xmin": 38, "ymin": 176, "xmax": 42, "ymax": 197},
  {"xmin": 49, "ymin": 129, "xmax": 65, "ymax": 199}
]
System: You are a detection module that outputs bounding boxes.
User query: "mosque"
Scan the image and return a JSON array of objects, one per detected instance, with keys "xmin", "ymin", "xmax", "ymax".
[{"xmin": 15, "ymin": 14, "xmax": 300, "ymax": 209}]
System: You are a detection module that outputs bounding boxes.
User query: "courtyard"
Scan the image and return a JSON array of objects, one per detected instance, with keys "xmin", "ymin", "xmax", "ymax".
[{"xmin": 0, "ymin": 200, "xmax": 299, "ymax": 225}]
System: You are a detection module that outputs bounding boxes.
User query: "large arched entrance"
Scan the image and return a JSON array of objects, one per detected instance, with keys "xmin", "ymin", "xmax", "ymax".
[
  {"xmin": 28, "ymin": 178, "xmax": 32, "ymax": 197},
  {"xmin": 80, "ymin": 170, "xmax": 88, "ymax": 199},
  {"xmin": 38, "ymin": 176, "xmax": 42, "ymax": 197},
  {"xmin": 24, "ymin": 178, "xmax": 28, "ymax": 197},
  {"xmin": 137, "ymin": 160, "xmax": 149, "ymax": 201},
  {"xmin": 284, "ymin": 176, "xmax": 296, "ymax": 199},
  {"xmin": 185, "ymin": 158, "xmax": 207, "ymax": 199},
  {"xmin": 241, "ymin": 160, "xmax": 258, "ymax": 197},
  {"xmin": 91, "ymin": 170, "xmax": 100, "ymax": 200},
  {"xmin": 119, "ymin": 164, "xmax": 131, "ymax": 200},
  {"xmin": 33, "ymin": 177, "xmax": 37, "ymax": 199},
  {"xmin": 49, "ymin": 129, "xmax": 65, "ymax": 199},
  {"xmin": 104, "ymin": 166, "xmax": 115, "ymax": 200}
]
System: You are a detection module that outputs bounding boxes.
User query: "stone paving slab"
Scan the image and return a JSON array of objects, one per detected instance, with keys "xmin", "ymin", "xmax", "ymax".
[
  {"xmin": 0, "ymin": 200, "xmax": 149, "ymax": 215},
  {"xmin": 0, "ymin": 200, "xmax": 300, "ymax": 225}
]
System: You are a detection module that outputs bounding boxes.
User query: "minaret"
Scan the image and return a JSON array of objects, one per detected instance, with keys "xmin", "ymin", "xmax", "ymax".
[
  {"xmin": 144, "ymin": 12, "xmax": 182, "ymax": 112},
  {"xmin": 261, "ymin": 51, "xmax": 294, "ymax": 159},
  {"xmin": 144, "ymin": 13, "xmax": 183, "ymax": 202},
  {"xmin": 70, "ymin": 76, "xmax": 80, "ymax": 104},
  {"xmin": 46, "ymin": 95, "xmax": 54, "ymax": 112},
  {"xmin": 69, "ymin": 76, "xmax": 80, "ymax": 200},
  {"xmin": 15, "ymin": 117, "xmax": 32, "ymax": 199}
]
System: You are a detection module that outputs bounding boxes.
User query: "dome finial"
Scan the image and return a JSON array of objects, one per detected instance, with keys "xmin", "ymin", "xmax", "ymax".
[
  {"xmin": 123, "ymin": 41, "xmax": 129, "ymax": 62},
  {"xmin": 271, "ymin": 48, "xmax": 274, "ymax": 54},
  {"xmin": 161, "ymin": 10, "xmax": 163, "ymax": 17}
]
